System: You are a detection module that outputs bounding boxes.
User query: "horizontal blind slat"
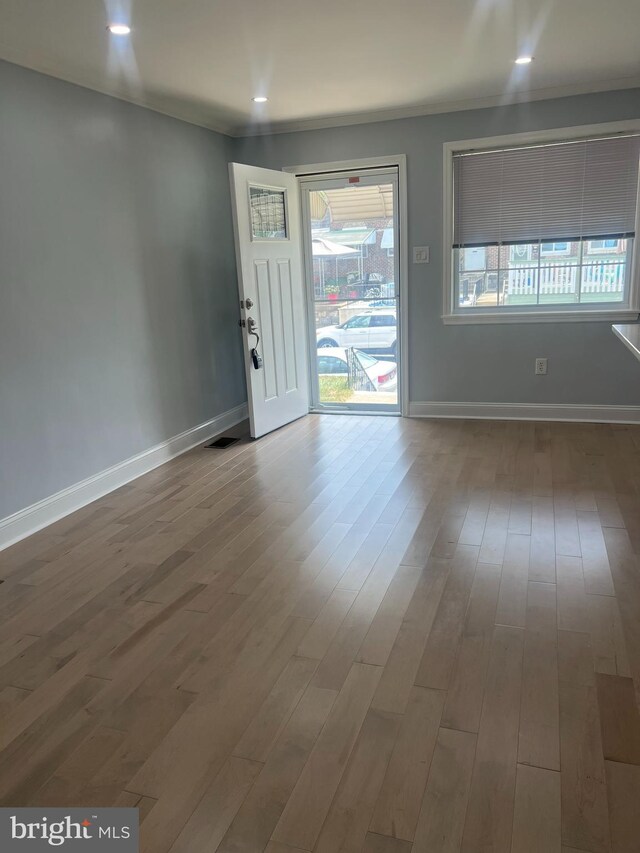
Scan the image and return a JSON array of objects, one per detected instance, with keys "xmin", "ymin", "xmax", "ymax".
[{"xmin": 453, "ymin": 135, "xmax": 640, "ymax": 247}]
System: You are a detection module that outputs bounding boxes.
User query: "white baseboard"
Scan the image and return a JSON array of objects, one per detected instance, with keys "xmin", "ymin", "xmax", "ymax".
[
  {"xmin": 408, "ymin": 401, "xmax": 640, "ymax": 424},
  {"xmin": 0, "ymin": 403, "xmax": 248, "ymax": 552}
]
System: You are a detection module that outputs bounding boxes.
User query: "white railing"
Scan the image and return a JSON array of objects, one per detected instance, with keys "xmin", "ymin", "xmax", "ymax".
[
  {"xmin": 581, "ymin": 262, "xmax": 626, "ymax": 294},
  {"xmin": 507, "ymin": 260, "xmax": 626, "ymax": 298}
]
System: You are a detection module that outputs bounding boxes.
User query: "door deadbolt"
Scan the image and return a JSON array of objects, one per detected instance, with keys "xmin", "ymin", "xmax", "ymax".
[{"xmin": 245, "ymin": 298, "xmax": 254, "ymax": 309}]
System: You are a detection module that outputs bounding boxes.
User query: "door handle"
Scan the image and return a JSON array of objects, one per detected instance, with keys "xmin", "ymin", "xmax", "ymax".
[
  {"xmin": 238, "ymin": 317, "xmax": 259, "ymax": 333},
  {"xmin": 246, "ymin": 317, "xmax": 262, "ymax": 370}
]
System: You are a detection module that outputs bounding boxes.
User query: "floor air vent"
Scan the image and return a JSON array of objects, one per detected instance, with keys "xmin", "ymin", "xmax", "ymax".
[{"xmin": 205, "ymin": 436, "xmax": 241, "ymax": 449}]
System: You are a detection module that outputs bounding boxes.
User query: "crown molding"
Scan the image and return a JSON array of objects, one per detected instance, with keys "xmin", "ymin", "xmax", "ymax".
[
  {"xmin": 0, "ymin": 51, "xmax": 236, "ymax": 136},
  {"xmin": 230, "ymin": 75, "xmax": 640, "ymax": 138},
  {"xmin": 3, "ymin": 50, "xmax": 639, "ymax": 140}
]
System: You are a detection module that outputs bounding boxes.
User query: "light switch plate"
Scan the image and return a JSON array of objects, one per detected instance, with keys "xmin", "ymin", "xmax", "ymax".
[{"xmin": 413, "ymin": 246, "xmax": 430, "ymax": 264}]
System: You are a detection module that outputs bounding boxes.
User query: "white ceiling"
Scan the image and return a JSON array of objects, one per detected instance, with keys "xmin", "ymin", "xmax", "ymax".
[{"xmin": 1, "ymin": 0, "xmax": 639, "ymax": 136}]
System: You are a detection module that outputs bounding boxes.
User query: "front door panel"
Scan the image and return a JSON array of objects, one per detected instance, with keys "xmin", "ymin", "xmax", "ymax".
[{"xmin": 229, "ymin": 163, "xmax": 309, "ymax": 438}]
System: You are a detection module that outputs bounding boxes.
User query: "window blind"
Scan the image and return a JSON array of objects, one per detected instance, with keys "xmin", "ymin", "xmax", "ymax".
[{"xmin": 453, "ymin": 134, "xmax": 640, "ymax": 248}]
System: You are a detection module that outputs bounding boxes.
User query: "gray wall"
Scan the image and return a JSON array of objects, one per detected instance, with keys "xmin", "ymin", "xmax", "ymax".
[
  {"xmin": 233, "ymin": 89, "xmax": 640, "ymax": 408},
  {"xmin": 2, "ymin": 65, "xmax": 639, "ymax": 521},
  {"xmin": 0, "ymin": 60, "xmax": 245, "ymax": 520}
]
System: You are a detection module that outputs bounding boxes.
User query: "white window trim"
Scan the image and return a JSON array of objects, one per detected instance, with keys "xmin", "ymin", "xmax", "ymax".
[{"xmin": 442, "ymin": 120, "xmax": 640, "ymax": 324}]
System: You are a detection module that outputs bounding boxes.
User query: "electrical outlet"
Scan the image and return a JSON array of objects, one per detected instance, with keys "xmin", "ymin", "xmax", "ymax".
[{"xmin": 535, "ymin": 357, "xmax": 548, "ymax": 375}]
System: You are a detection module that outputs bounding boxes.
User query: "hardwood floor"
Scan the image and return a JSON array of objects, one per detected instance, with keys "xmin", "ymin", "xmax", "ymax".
[{"xmin": 2, "ymin": 414, "xmax": 640, "ymax": 852}]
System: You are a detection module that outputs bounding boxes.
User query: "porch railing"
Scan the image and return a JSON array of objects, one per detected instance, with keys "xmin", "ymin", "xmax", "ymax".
[
  {"xmin": 346, "ymin": 348, "xmax": 375, "ymax": 393},
  {"xmin": 507, "ymin": 260, "xmax": 626, "ymax": 298}
]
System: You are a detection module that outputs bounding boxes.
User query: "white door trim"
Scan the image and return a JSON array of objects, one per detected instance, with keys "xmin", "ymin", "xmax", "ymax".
[{"xmin": 284, "ymin": 155, "xmax": 409, "ymax": 416}]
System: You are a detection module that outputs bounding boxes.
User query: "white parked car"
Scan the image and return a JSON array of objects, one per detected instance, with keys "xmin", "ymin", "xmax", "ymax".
[
  {"xmin": 317, "ymin": 347, "xmax": 397, "ymax": 392},
  {"xmin": 316, "ymin": 312, "xmax": 397, "ymax": 356}
]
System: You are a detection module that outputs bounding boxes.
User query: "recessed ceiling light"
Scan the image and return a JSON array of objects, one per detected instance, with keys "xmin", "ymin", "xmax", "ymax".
[
  {"xmin": 108, "ymin": 24, "xmax": 131, "ymax": 35},
  {"xmin": 252, "ymin": 96, "xmax": 268, "ymax": 103},
  {"xmin": 515, "ymin": 56, "xmax": 533, "ymax": 65}
]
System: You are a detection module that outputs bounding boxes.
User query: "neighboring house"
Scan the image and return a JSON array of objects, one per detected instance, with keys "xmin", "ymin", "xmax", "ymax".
[
  {"xmin": 310, "ymin": 182, "xmax": 396, "ymax": 298},
  {"xmin": 458, "ymin": 239, "xmax": 628, "ymax": 306},
  {"xmin": 312, "ymin": 222, "xmax": 395, "ymax": 297}
]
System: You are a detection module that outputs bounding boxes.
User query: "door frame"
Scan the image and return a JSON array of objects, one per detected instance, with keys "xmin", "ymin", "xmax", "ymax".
[
  {"xmin": 284, "ymin": 155, "xmax": 409, "ymax": 416},
  {"xmin": 299, "ymin": 168, "xmax": 400, "ymax": 415}
]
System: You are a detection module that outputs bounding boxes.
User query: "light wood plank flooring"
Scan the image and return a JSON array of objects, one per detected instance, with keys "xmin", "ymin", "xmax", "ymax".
[{"xmin": 2, "ymin": 414, "xmax": 640, "ymax": 853}]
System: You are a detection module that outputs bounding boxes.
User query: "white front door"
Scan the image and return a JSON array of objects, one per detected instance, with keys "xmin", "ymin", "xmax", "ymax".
[{"xmin": 229, "ymin": 163, "xmax": 309, "ymax": 438}]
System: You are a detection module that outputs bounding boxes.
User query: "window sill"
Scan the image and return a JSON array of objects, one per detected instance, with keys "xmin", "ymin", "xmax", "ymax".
[{"xmin": 442, "ymin": 308, "xmax": 640, "ymax": 325}]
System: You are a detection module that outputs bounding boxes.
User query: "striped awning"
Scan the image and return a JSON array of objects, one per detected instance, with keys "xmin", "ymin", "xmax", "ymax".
[{"xmin": 310, "ymin": 184, "xmax": 394, "ymax": 224}]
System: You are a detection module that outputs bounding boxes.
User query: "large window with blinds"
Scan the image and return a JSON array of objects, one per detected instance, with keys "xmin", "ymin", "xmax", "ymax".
[{"xmin": 443, "ymin": 125, "xmax": 640, "ymax": 322}]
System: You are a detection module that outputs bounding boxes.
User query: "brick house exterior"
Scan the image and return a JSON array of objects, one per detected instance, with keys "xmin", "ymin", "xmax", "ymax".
[
  {"xmin": 458, "ymin": 239, "xmax": 628, "ymax": 306},
  {"xmin": 313, "ymin": 219, "xmax": 394, "ymax": 298}
]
